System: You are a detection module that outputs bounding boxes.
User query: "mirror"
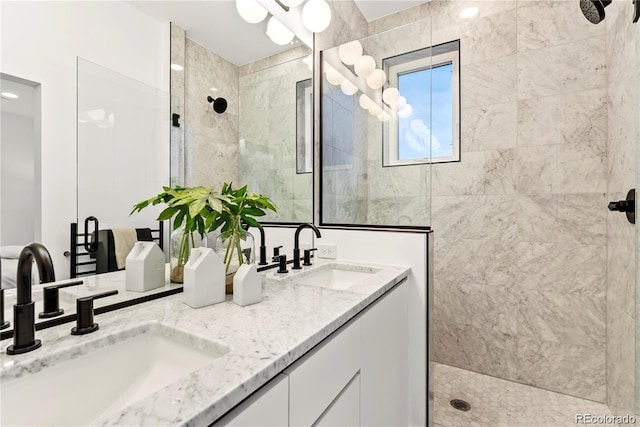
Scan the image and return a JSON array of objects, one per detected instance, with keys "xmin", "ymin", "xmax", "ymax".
[
  {"xmin": 1, "ymin": 73, "xmax": 42, "ymax": 289},
  {"xmin": 169, "ymin": 19, "xmax": 314, "ymax": 224}
]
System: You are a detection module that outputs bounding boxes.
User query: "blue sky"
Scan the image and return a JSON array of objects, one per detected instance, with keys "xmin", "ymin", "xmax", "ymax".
[{"xmin": 397, "ymin": 63, "xmax": 453, "ymax": 161}]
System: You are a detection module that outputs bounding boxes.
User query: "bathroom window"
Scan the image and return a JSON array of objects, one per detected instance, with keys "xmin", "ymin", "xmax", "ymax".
[{"xmin": 383, "ymin": 40, "xmax": 460, "ymax": 166}]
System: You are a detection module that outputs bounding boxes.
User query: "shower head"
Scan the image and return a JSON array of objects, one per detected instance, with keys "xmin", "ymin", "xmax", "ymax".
[
  {"xmin": 207, "ymin": 96, "xmax": 228, "ymax": 114},
  {"xmin": 580, "ymin": 0, "xmax": 612, "ymax": 24}
]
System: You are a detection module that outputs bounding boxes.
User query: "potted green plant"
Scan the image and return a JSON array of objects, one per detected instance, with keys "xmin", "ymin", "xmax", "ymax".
[{"xmin": 131, "ymin": 184, "xmax": 276, "ymax": 285}]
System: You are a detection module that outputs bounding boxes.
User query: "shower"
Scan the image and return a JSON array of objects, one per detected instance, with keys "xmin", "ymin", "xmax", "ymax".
[{"xmin": 580, "ymin": 0, "xmax": 640, "ymax": 23}]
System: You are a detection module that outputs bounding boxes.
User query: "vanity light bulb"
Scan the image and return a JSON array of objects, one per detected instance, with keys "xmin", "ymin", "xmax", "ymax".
[
  {"xmin": 366, "ymin": 69, "xmax": 386, "ymax": 90},
  {"xmin": 302, "ymin": 0, "xmax": 332, "ymax": 33},
  {"xmin": 382, "ymin": 87, "xmax": 400, "ymax": 107},
  {"xmin": 377, "ymin": 111, "xmax": 391, "ymax": 122},
  {"xmin": 459, "ymin": 6, "xmax": 479, "ymax": 19},
  {"xmin": 338, "ymin": 40, "xmax": 363, "ymax": 65},
  {"xmin": 354, "ymin": 55, "xmax": 376, "ymax": 79},
  {"xmin": 398, "ymin": 104, "xmax": 413, "ymax": 119},
  {"xmin": 340, "ymin": 80, "xmax": 358, "ymax": 96},
  {"xmin": 359, "ymin": 94, "xmax": 373, "ymax": 110},
  {"xmin": 267, "ymin": 16, "xmax": 295, "ymax": 45},
  {"xmin": 368, "ymin": 103, "xmax": 383, "ymax": 117},
  {"xmin": 236, "ymin": 0, "xmax": 268, "ymax": 24},
  {"xmin": 281, "ymin": 0, "xmax": 305, "ymax": 7},
  {"xmin": 325, "ymin": 64, "xmax": 345, "ymax": 86},
  {"xmin": 397, "ymin": 96, "xmax": 407, "ymax": 111}
]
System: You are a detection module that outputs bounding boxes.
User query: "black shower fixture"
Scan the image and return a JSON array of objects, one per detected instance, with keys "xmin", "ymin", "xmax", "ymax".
[
  {"xmin": 207, "ymin": 96, "xmax": 228, "ymax": 114},
  {"xmin": 580, "ymin": 0, "xmax": 611, "ymax": 24}
]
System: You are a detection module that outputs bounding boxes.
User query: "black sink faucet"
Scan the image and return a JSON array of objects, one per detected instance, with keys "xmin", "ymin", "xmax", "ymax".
[
  {"xmin": 293, "ymin": 224, "xmax": 321, "ymax": 270},
  {"xmin": 7, "ymin": 243, "xmax": 56, "ymax": 355}
]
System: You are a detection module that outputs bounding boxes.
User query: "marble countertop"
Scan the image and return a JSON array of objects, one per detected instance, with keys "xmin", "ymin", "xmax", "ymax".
[{"xmin": 0, "ymin": 260, "xmax": 409, "ymax": 426}]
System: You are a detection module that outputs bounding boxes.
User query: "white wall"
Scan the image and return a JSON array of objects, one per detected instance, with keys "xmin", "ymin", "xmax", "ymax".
[
  {"xmin": 1, "ymin": 112, "xmax": 35, "ymax": 245},
  {"xmin": 1, "ymin": 1, "xmax": 169, "ymax": 278}
]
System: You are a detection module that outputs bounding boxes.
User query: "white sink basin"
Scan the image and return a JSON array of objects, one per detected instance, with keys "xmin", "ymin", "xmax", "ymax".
[
  {"xmin": 297, "ymin": 265, "xmax": 381, "ymax": 290},
  {"xmin": 1, "ymin": 323, "xmax": 229, "ymax": 426}
]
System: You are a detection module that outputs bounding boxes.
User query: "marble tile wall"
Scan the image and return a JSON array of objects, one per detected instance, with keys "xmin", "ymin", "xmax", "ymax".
[
  {"xmin": 238, "ymin": 54, "xmax": 313, "ymax": 222},
  {"xmin": 170, "ymin": 24, "xmax": 186, "ymax": 186},
  {"xmin": 184, "ymin": 39, "xmax": 239, "ymax": 189},
  {"xmin": 360, "ymin": 0, "xmax": 609, "ymax": 402},
  {"xmin": 605, "ymin": 0, "xmax": 637, "ymax": 416}
]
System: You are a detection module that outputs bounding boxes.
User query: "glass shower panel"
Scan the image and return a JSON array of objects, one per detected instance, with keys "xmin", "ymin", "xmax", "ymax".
[
  {"xmin": 321, "ymin": 17, "xmax": 433, "ymax": 227},
  {"xmin": 76, "ymin": 58, "xmax": 170, "ymax": 230}
]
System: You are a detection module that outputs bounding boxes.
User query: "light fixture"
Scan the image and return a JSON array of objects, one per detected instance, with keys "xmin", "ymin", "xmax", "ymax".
[
  {"xmin": 0, "ymin": 92, "xmax": 19, "ymax": 99},
  {"xmin": 340, "ymin": 80, "xmax": 358, "ymax": 96},
  {"xmin": 170, "ymin": 64, "xmax": 184, "ymax": 71},
  {"xmin": 398, "ymin": 104, "xmax": 413, "ymax": 119},
  {"xmin": 366, "ymin": 69, "xmax": 386, "ymax": 90},
  {"xmin": 459, "ymin": 6, "xmax": 479, "ymax": 19},
  {"xmin": 359, "ymin": 94, "xmax": 373, "ymax": 110},
  {"xmin": 338, "ymin": 40, "xmax": 363, "ymax": 65},
  {"xmin": 267, "ymin": 16, "xmax": 295, "ymax": 45},
  {"xmin": 207, "ymin": 96, "xmax": 228, "ymax": 114},
  {"xmin": 382, "ymin": 87, "xmax": 400, "ymax": 107},
  {"xmin": 354, "ymin": 55, "xmax": 376, "ymax": 78},
  {"xmin": 280, "ymin": 0, "xmax": 305, "ymax": 7},
  {"xmin": 368, "ymin": 103, "xmax": 383, "ymax": 117},
  {"xmin": 236, "ymin": 0, "xmax": 268, "ymax": 23},
  {"xmin": 325, "ymin": 64, "xmax": 345, "ymax": 86},
  {"xmin": 398, "ymin": 96, "xmax": 407, "ymax": 111},
  {"xmin": 377, "ymin": 111, "xmax": 391, "ymax": 122},
  {"xmin": 302, "ymin": 0, "xmax": 332, "ymax": 33}
]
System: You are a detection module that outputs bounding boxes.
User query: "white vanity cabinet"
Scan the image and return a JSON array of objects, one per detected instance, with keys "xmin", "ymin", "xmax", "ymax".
[
  {"xmin": 213, "ymin": 280, "xmax": 408, "ymax": 427},
  {"xmin": 214, "ymin": 374, "xmax": 288, "ymax": 427}
]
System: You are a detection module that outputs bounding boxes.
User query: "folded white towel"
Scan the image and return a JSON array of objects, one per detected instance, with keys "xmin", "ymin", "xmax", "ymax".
[
  {"xmin": 112, "ymin": 228, "xmax": 137, "ymax": 270},
  {"xmin": 0, "ymin": 245, "xmax": 26, "ymax": 259}
]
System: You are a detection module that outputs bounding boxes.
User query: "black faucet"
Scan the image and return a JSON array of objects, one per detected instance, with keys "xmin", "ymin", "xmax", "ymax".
[
  {"xmin": 256, "ymin": 225, "xmax": 268, "ymax": 265},
  {"xmin": 293, "ymin": 224, "xmax": 321, "ymax": 270},
  {"xmin": 7, "ymin": 243, "xmax": 56, "ymax": 355}
]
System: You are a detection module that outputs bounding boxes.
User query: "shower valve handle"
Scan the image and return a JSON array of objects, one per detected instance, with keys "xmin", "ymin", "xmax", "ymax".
[{"xmin": 607, "ymin": 189, "xmax": 635, "ymax": 224}]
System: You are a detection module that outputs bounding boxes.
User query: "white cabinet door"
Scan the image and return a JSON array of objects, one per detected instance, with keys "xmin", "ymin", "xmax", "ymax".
[
  {"xmin": 214, "ymin": 374, "xmax": 288, "ymax": 427},
  {"xmin": 286, "ymin": 317, "xmax": 361, "ymax": 427},
  {"xmin": 315, "ymin": 373, "xmax": 360, "ymax": 427},
  {"xmin": 360, "ymin": 282, "xmax": 409, "ymax": 426}
]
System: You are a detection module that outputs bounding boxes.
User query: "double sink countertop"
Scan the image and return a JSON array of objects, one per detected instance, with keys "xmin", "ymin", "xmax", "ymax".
[{"xmin": 0, "ymin": 260, "xmax": 409, "ymax": 426}]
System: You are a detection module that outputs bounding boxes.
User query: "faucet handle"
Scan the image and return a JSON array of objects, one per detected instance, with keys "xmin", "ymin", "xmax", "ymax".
[
  {"xmin": 303, "ymin": 248, "xmax": 318, "ymax": 267},
  {"xmin": 71, "ymin": 290, "xmax": 118, "ymax": 335},
  {"xmin": 272, "ymin": 255, "xmax": 288, "ymax": 274},
  {"xmin": 273, "ymin": 245, "xmax": 283, "ymax": 257},
  {"xmin": 39, "ymin": 279, "xmax": 84, "ymax": 318}
]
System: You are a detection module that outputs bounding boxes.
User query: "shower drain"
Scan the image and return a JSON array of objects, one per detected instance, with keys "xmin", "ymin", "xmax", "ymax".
[{"xmin": 450, "ymin": 399, "xmax": 471, "ymax": 411}]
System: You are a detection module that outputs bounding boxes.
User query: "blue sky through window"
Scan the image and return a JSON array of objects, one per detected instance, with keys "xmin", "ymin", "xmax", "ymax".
[{"xmin": 397, "ymin": 63, "xmax": 453, "ymax": 161}]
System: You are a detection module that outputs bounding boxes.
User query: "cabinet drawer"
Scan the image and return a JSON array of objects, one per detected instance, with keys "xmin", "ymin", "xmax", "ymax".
[{"xmin": 285, "ymin": 318, "xmax": 361, "ymax": 427}]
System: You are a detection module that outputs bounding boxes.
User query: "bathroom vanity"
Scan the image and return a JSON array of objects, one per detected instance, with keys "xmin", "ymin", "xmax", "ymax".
[{"xmin": 0, "ymin": 260, "xmax": 409, "ymax": 426}]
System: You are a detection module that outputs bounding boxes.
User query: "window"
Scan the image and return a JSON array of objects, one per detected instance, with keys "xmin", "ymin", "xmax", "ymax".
[{"xmin": 383, "ymin": 40, "xmax": 460, "ymax": 166}]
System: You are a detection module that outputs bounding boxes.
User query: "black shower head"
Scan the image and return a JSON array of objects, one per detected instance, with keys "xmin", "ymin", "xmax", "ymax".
[
  {"xmin": 580, "ymin": 0, "xmax": 612, "ymax": 24},
  {"xmin": 207, "ymin": 95, "xmax": 227, "ymax": 114}
]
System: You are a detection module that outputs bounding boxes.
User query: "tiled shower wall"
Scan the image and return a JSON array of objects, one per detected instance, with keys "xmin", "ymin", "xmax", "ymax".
[
  {"xmin": 606, "ymin": 0, "xmax": 636, "ymax": 415},
  {"xmin": 371, "ymin": 0, "xmax": 608, "ymax": 401}
]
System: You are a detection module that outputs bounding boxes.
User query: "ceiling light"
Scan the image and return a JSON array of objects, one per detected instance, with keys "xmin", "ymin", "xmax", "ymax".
[
  {"xmin": 280, "ymin": 0, "xmax": 305, "ymax": 7},
  {"xmin": 302, "ymin": 0, "xmax": 332, "ymax": 33},
  {"xmin": 267, "ymin": 16, "xmax": 295, "ymax": 45},
  {"xmin": 325, "ymin": 64, "xmax": 345, "ymax": 86},
  {"xmin": 359, "ymin": 94, "xmax": 373, "ymax": 110},
  {"xmin": 354, "ymin": 55, "xmax": 376, "ymax": 78},
  {"xmin": 0, "ymin": 92, "xmax": 19, "ymax": 99},
  {"xmin": 366, "ymin": 69, "xmax": 386, "ymax": 90},
  {"xmin": 236, "ymin": 0, "xmax": 268, "ymax": 24},
  {"xmin": 459, "ymin": 6, "xmax": 479, "ymax": 19},
  {"xmin": 170, "ymin": 64, "xmax": 184, "ymax": 71},
  {"xmin": 382, "ymin": 87, "xmax": 400, "ymax": 107},
  {"xmin": 340, "ymin": 80, "xmax": 358, "ymax": 96},
  {"xmin": 398, "ymin": 104, "xmax": 413, "ymax": 119},
  {"xmin": 338, "ymin": 40, "xmax": 363, "ymax": 65}
]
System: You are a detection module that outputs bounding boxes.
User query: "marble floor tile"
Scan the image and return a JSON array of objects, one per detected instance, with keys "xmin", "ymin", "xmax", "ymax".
[{"xmin": 433, "ymin": 363, "xmax": 618, "ymax": 427}]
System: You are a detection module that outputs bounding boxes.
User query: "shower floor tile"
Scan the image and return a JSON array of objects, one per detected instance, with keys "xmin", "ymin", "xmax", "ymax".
[{"xmin": 432, "ymin": 362, "xmax": 621, "ymax": 427}]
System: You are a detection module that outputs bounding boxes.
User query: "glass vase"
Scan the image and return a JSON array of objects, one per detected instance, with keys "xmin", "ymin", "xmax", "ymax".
[
  {"xmin": 214, "ymin": 229, "xmax": 255, "ymax": 293},
  {"xmin": 170, "ymin": 226, "xmax": 206, "ymax": 283}
]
